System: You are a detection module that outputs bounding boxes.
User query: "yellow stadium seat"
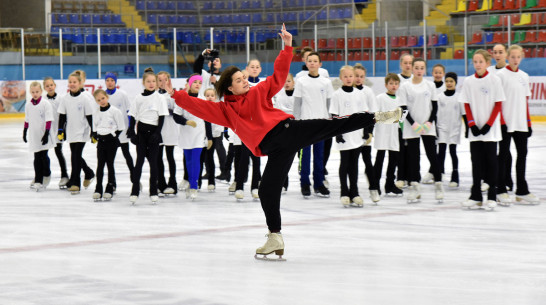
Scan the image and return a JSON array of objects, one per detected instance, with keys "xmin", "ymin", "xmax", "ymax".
[
  {"xmin": 515, "ymin": 13, "xmax": 532, "ymax": 26},
  {"xmin": 454, "ymin": 0, "xmax": 467, "ymax": 12},
  {"xmin": 477, "ymin": 0, "xmax": 491, "ymax": 11}
]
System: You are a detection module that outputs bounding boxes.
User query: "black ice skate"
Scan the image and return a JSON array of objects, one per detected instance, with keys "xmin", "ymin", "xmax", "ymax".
[
  {"xmin": 301, "ymin": 185, "xmax": 311, "ymax": 198},
  {"xmin": 314, "ymin": 185, "xmax": 330, "ymax": 198}
]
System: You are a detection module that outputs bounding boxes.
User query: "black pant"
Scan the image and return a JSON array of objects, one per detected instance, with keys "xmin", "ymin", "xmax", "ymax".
[
  {"xmin": 397, "ymin": 129, "xmax": 412, "ymax": 182},
  {"xmin": 361, "ymin": 146, "xmax": 378, "ymax": 190},
  {"xmin": 95, "ymin": 137, "xmax": 118, "ymax": 194},
  {"xmin": 339, "ymin": 147, "xmax": 362, "ymax": 197},
  {"xmin": 258, "ymin": 113, "xmax": 376, "ymax": 232},
  {"xmin": 54, "ymin": 143, "xmax": 68, "ymax": 178},
  {"xmin": 374, "ymin": 150, "xmax": 399, "ymax": 188},
  {"xmin": 323, "ymin": 137, "xmax": 332, "ymax": 173},
  {"xmin": 406, "ymin": 135, "xmax": 441, "ymax": 183},
  {"xmin": 120, "ymin": 142, "xmax": 135, "ymax": 183},
  {"xmin": 470, "ymin": 141, "xmax": 497, "ymax": 201},
  {"xmin": 223, "ymin": 143, "xmax": 235, "ymax": 180},
  {"xmin": 438, "ymin": 143, "xmax": 459, "ymax": 175},
  {"xmin": 204, "ymin": 137, "xmax": 226, "ymax": 186},
  {"xmin": 68, "ymin": 142, "xmax": 94, "ymax": 188},
  {"xmin": 158, "ymin": 145, "xmax": 176, "ymax": 191},
  {"xmin": 498, "ymin": 130, "xmax": 530, "ymax": 195},
  {"xmin": 132, "ymin": 123, "xmax": 160, "ymax": 196},
  {"xmin": 213, "ymin": 136, "xmax": 227, "ymax": 174},
  {"xmin": 235, "ymin": 144, "xmax": 261, "ymax": 191},
  {"xmin": 34, "ymin": 150, "xmax": 51, "ymax": 184}
]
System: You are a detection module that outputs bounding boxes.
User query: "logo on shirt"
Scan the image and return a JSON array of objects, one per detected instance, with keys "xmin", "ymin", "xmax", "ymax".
[
  {"xmin": 480, "ymin": 87, "xmax": 489, "ymax": 96},
  {"xmin": 423, "ymin": 91, "xmax": 430, "ymax": 98}
]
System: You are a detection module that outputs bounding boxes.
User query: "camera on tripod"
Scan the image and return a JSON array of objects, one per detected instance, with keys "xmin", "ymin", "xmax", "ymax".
[{"xmin": 204, "ymin": 49, "xmax": 220, "ymax": 61}]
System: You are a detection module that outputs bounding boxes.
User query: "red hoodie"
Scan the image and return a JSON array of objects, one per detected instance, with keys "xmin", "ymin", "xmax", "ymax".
[{"xmin": 171, "ymin": 46, "xmax": 295, "ymax": 157}]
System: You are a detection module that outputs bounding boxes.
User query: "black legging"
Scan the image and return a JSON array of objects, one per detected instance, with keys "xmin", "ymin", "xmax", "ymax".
[
  {"xmin": 131, "ymin": 123, "xmax": 160, "ymax": 196},
  {"xmin": 406, "ymin": 135, "xmax": 441, "ymax": 183},
  {"xmin": 120, "ymin": 142, "xmax": 135, "ymax": 183},
  {"xmin": 339, "ymin": 147, "xmax": 362, "ymax": 197},
  {"xmin": 68, "ymin": 142, "xmax": 94, "ymax": 188},
  {"xmin": 54, "ymin": 143, "xmax": 68, "ymax": 178},
  {"xmin": 374, "ymin": 150, "xmax": 399, "ymax": 188},
  {"xmin": 258, "ymin": 112, "xmax": 376, "ymax": 232},
  {"xmin": 498, "ymin": 130, "xmax": 530, "ymax": 195},
  {"xmin": 223, "ymin": 142, "xmax": 235, "ymax": 179},
  {"xmin": 470, "ymin": 141, "xmax": 497, "ymax": 201},
  {"xmin": 34, "ymin": 150, "xmax": 51, "ymax": 184},
  {"xmin": 361, "ymin": 146, "xmax": 378, "ymax": 190},
  {"xmin": 95, "ymin": 137, "xmax": 118, "ymax": 194},
  {"xmin": 235, "ymin": 144, "xmax": 261, "ymax": 191},
  {"xmin": 158, "ymin": 145, "xmax": 176, "ymax": 191},
  {"xmin": 438, "ymin": 143, "xmax": 458, "ymax": 176},
  {"xmin": 204, "ymin": 136, "xmax": 226, "ymax": 186},
  {"xmin": 323, "ymin": 137, "xmax": 332, "ymax": 173}
]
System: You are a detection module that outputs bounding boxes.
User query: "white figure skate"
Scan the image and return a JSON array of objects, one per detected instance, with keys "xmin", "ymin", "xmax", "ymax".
[
  {"xmin": 421, "ymin": 173, "xmax": 434, "ymax": 184},
  {"xmin": 235, "ymin": 190, "xmax": 244, "ymax": 200},
  {"xmin": 58, "ymin": 177, "xmax": 69, "ymax": 189},
  {"xmin": 255, "ymin": 232, "xmax": 286, "ymax": 262},
  {"xmin": 369, "ymin": 190, "xmax": 380, "ymax": 204},
  {"xmin": 435, "ymin": 182, "xmax": 444, "ymax": 203},
  {"xmin": 129, "ymin": 195, "xmax": 138, "ymax": 205},
  {"xmin": 406, "ymin": 182, "xmax": 421, "ymax": 203},
  {"xmin": 461, "ymin": 199, "xmax": 481, "ymax": 209},
  {"xmin": 92, "ymin": 193, "xmax": 102, "ymax": 202},
  {"xmin": 207, "ymin": 184, "xmax": 215, "ymax": 192},
  {"xmin": 351, "ymin": 196, "xmax": 364, "ymax": 207},
  {"xmin": 340, "ymin": 196, "xmax": 351, "ymax": 208},
  {"xmin": 251, "ymin": 189, "xmax": 259, "ymax": 201},
  {"xmin": 496, "ymin": 193, "xmax": 512, "ymax": 207},
  {"xmin": 515, "ymin": 193, "xmax": 540, "ymax": 205},
  {"xmin": 150, "ymin": 195, "xmax": 159, "ymax": 204},
  {"xmin": 228, "ymin": 182, "xmax": 237, "ymax": 194}
]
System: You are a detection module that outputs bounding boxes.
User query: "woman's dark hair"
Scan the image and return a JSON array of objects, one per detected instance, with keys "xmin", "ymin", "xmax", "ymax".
[{"xmin": 215, "ymin": 66, "xmax": 241, "ymax": 99}]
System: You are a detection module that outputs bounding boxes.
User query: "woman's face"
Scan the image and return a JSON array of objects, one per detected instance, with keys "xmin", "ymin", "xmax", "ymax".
[{"xmin": 228, "ymin": 71, "xmax": 249, "ymax": 95}]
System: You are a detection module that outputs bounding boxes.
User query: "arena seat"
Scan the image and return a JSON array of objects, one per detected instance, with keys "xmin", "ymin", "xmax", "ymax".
[
  {"xmin": 453, "ymin": 49, "xmax": 464, "ymax": 59},
  {"xmin": 491, "ymin": 0, "xmax": 504, "ymax": 10},
  {"xmin": 521, "ymin": 30, "xmax": 537, "ymax": 43},
  {"xmin": 435, "ymin": 34, "xmax": 448, "ymax": 46},
  {"xmin": 363, "ymin": 37, "xmax": 372, "ymax": 48},
  {"xmin": 407, "ymin": 35, "xmax": 417, "ymax": 47},
  {"xmin": 353, "ymin": 37, "xmax": 362, "ymax": 48},
  {"xmin": 467, "ymin": 0, "xmax": 479, "ymax": 11},
  {"xmin": 469, "ymin": 32, "xmax": 484, "ymax": 44},
  {"xmin": 362, "ymin": 51, "xmax": 370, "ymax": 60},
  {"xmin": 398, "ymin": 36, "xmax": 408, "ymax": 47}
]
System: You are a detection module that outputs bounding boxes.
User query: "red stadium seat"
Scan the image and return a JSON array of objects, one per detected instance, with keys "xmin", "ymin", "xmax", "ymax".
[
  {"xmin": 470, "ymin": 32, "xmax": 483, "ymax": 44},
  {"xmin": 363, "ymin": 37, "xmax": 372, "ymax": 48},
  {"xmin": 353, "ymin": 37, "xmax": 362, "ymax": 48},
  {"xmin": 521, "ymin": 30, "xmax": 537, "ymax": 43},
  {"xmin": 347, "ymin": 38, "xmax": 353, "ymax": 49},
  {"xmin": 320, "ymin": 51, "xmax": 328, "ymax": 61},
  {"xmin": 454, "ymin": 49, "xmax": 464, "ymax": 59},
  {"xmin": 537, "ymin": 47, "xmax": 544, "ymax": 57},
  {"xmin": 390, "ymin": 36, "xmax": 399, "ymax": 48},
  {"xmin": 362, "ymin": 51, "xmax": 370, "ymax": 60},
  {"xmin": 427, "ymin": 34, "xmax": 438, "ymax": 46},
  {"xmin": 539, "ymin": 30, "xmax": 546, "ymax": 42},
  {"xmin": 539, "ymin": 0, "xmax": 546, "ymax": 7},
  {"xmin": 407, "ymin": 35, "xmax": 417, "ymax": 47},
  {"xmin": 494, "ymin": 15, "xmax": 508, "ymax": 27},
  {"xmin": 318, "ymin": 38, "xmax": 327, "ymax": 49},
  {"xmin": 379, "ymin": 36, "xmax": 386, "ymax": 48},
  {"xmin": 301, "ymin": 39, "xmax": 310, "ymax": 47},
  {"xmin": 354, "ymin": 51, "xmax": 361, "ymax": 60},
  {"xmin": 327, "ymin": 38, "xmax": 335, "ymax": 49},
  {"xmin": 348, "ymin": 51, "xmax": 355, "ymax": 61},
  {"xmin": 491, "ymin": 31, "xmax": 507, "ymax": 43},
  {"xmin": 492, "ymin": 0, "xmax": 504, "ymax": 10},
  {"xmin": 524, "ymin": 48, "xmax": 533, "ymax": 58},
  {"xmin": 390, "ymin": 50, "xmax": 401, "ymax": 60},
  {"xmin": 398, "ymin": 36, "xmax": 408, "ymax": 47},
  {"xmin": 529, "ymin": 13, "xmax": 539, "ymax": 25},
  {"xmin": 510, "ymin": 14, "xmax": 520, "ymax": 25},
  {"xmin": 327, "ymin": 51, "xmax": 335, "ymax": 61},
  {"xmin": 541, "ymin": 12, "xmax": 546, "ymax": 24},
  {"xmin": 336, "ymin": 51, "xmax": 344, "ymax": 61},
  {"xmin": 505, "ymin": 0, "xmax": 515, "ymax": 9},
  {"xmin": 467, "ymin": 0, "xmax": 479, "ymax": 11},
  {"xmin": 336, "ymin": 38, "xmax": 345, "ymax": 49},
  {"xmin": 413, "ymin": 49, "xmax": 423, "ymax": 58}
]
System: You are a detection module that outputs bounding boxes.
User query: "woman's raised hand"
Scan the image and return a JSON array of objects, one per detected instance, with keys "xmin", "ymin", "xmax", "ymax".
[{"xmin": 278, "ymin": 23, "xmax": 292, "ymax": 47}]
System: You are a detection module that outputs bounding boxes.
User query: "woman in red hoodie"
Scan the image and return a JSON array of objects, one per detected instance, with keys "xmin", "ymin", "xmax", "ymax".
[{"xmin": 166, "ymin": 25, "xmax": 402, "ymax": 260}]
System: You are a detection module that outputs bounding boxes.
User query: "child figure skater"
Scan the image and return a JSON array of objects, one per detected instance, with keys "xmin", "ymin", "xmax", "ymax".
[
  {"xmin": 173, "ymin": 74, "xmax": 205, "ymax": 200},
  {"xmin": 353, "ymin": 63, "xmax": 380, "ymax": 203},
  {"xmin": 92, "ymin": 89, "xmax": 124, "ymax": 201},
  {"xmin": 398, "ymin": 58, "xmax": 444, "ymax": 203},
  {"xmin": 396, "ymin": 53, "xmax": 414, "ymax": 189},
  {"xmin": 127, "ymin": 68, "xmax": 168, "ymax": 204},
  {"xmin": 436, "ymin": 72, "xmax": 464, "ymax": 188},
  {"xmin": 330, "ymin": 66, "xmax": 366, "ymax": 207},
  {"xmin": 24, "ymin": 82, "xmax": 55, "ymax": 191},
  {"xmin": 203, "ymin": 88, "xmax": 226, "ymax": 192},
  {"xmin": 166, "ymin": 25, "xmax": 402, "ymax": 259},
  {"xmin": 43, "ymin": 77, "xmax": 69, "ymax": 188},
  {"xmin": 459, "ymin": 49, "xmax": 506, "ymax": 210},
  {"xmin": 104, "ymin": 72, "xmax": 135, "ymax": 190},
  {"xmin": 496, "ymin": 45, "xmax": 539, "ymax": 205},
  {"xmin": 373, "ymin": 74, "xmax": 403, "ymax": 197},
  {"xmin": 157, "ymin": 71, "xmax": 179, "ymax": 195},
  {"xmin": 57, "ymin": 72, "xmax": 95, "ymax": 194}
]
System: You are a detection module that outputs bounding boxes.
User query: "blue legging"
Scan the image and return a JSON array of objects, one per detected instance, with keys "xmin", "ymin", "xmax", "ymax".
[{"xmin": 184, "ymin": 148, "xmax": 203, "ymax": 190}]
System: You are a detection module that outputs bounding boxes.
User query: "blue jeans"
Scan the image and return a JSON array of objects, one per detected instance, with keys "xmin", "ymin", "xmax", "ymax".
[
  {"xmin": 300, "ymin": 140, "xmax": 325, "ymax": 188},
  {"xmin": 184, "ymin": 148, "xmax": 203, "ymax": 190}
]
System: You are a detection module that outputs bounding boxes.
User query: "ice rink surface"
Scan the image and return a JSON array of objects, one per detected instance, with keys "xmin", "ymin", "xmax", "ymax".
[{"xmin": 1, "ymin": 118, "xmax": 546, "ymax": 305}]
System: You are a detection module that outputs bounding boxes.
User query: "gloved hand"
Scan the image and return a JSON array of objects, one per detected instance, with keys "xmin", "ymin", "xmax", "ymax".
[
  {"xmin": 57, "ymin": 129, "xmax": 65, "ymax": 141},
  {"xmin": 423, "ymin": 122, "xmax": 432, "ymax": 133},
  {"xmin": 41, "ymin": 129, "xmax": 50, "ymax": 145},
  {"xmin": 23, "ymin": 128, "xmax": 28, "ymax": 143},
  {"xmin": 207, "ymin": 140, "xmax": 213, "ymax": 150},
  {"xmin": 126, "ymin": 128, "xmax": 135, "ymax": 139},
  {"xmin": 91, "ymin": 132, "xmax": 98, "ymax": 144},
  {"xmin": 470, "ymin": 125, "xmax": 481, "ymax": 137},
  {"xmin": 464, "ymin": 125, "xmax": 469, "ymax": 138},
  {"xmin": 186, "ymin": 120, "xmax": 197, "ymax": 128},
  {"xmin": 480, "ymin": 124, "xmax": 491, "ymax": 135},
  {"xmin": 335, "ymin": 135, "xmax": 345, "ymax": 143},
  {"xmin": 412, "ymin": 122, "xmax": 424, "ymax": 135},
  {"xmin": 528, "ymin": 126, "xmax": 532, "ymax": 138}
]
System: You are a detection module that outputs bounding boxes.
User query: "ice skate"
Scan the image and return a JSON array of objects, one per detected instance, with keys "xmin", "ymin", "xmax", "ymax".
[
  {"xmin": 207, "ymin": 184, "xmax": 216, "ymax": 192},
  {"xmin": 515, "ymin": 193, "xmax": 540, "ymax": 205},
  {"xmin": 385, "ymin": 184, "xmax": 403, "ymax": 197},
  {"xmin": 68, "ymin": 185, "xmax": 80, "ymax": 195},
  {"xmin": 83, "ymin": 176, "xmax": 94, "ymax": 189},
  {"xmin": 58, "ymin": 177, "xmax": 69, "ymax": 189},
  {"xmin": 340, "ymin": 196, "xmax": 351, "ymax": 208},
  {"xmin": 251, "ymin": 189, "xmax": 259, "ymax": 201},
  {"xmin": 351, "ymin": 196, "xmax": 364, "ymax": 207},
  {"xmin": 314, "ymin": 185, "xmax": 330, "ymax": 198},
  {"xmin": 103, "ymin": 183, "xmax": 114, "ymax": 201},
  {"xmin": 375, "ymin": 107, "xmax": 403, "ymax": 124},
  {"xmin": 189, "ymin": 189, "xmax": 198, "ymax": 201},
  {"xmin": 92, "ymin": 192, "xmax": 102, "ymax": 202},
  {"xmin": 301, "ymin": 185, "xmax": 311, "ymax": 198},
  {"xmin": 323, "ymin": 179, "xmax": 330, "ymax": 189},
  {"xmin": 228, "ymin": 182, "xmax": 237, "ymax": 194},
  {"xmin": 369, "ymin": 190, "xmax": 380, "ymax": 204},
  {"xmin": 255, "ymin": 232, "xmax": 286, "ymax": 262},
  {"xmin": 461, "ymin": 199, "xmax": 481, "ymax": 209},
  {"xmin": 103, "ymin": 192, "xmax": 112, "ymax": 201},
  {"xmin": 496, "ymin": 193, "xmax": 512, "ymax": 207},
  {"xmin": 158, "ymin": 191, "xmax": 165, "ymax": 198},
  {"xmin": 164, "ymin": 187, "xmax": 176, "ymax": 195},
  {"xmin": 435, "ymin": 182, "xmax": 444, "ymax": 203},
  {"xmin": 421, "ymin": 173, "xmax": 434, "ymax": 184},
  {"xmin": 178, "ymin": 180, "xmax": 189, "ymax": 191},
  {"xmin": 395, "ymin": 180, "xmax": 407, "ymax": 189},
  {"xmin": 449, "ymin": 181, "xmax": 459, "ymax": 188},
  {"xmin": 481, "ymin": 182, "xmax": 489, "ymax": 192},
  {"xmin": 406, "ymin": 182, "xmax": 421, "ymax": 203},
  {"xmin": 43, "ymin": 176, "xmax": 51, "ymax": 188},
  {"xmin": 129, "ymin": 195, "xmax": 138, "ymax": 205},
  {"xmin": 34, "ymin": 182, "xmax": 43, "ymax": 192},
  {"xmin": 150, "ymin": 195, "xmax": 159, "ymax": 204},
  {"xmin": 235, "ymin": 190, "xmax": 244, "ymax": 200},
  {"xmin": 483, "ymin": 200, "xmax": 496, "ymax": 211}
]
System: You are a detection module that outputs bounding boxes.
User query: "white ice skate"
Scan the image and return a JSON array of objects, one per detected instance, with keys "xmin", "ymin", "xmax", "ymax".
[
  {"xmin": 58, "ymin": 177, "xmax": 69, "ymax": 189},
  {"xmin": 178, "ymin": 180, "xmax": 189, "ymax": 191},
  {"xmin": 375, "ymin": 107, "xmax": 403, "ymax": 124},
  {"xmin": 228, "ymin": 182, "xmax": 237, "ymax": 194},
  {"xmin": 340, "ymin": 196, "xmax": 351, "ymax": 208},
  {"xmin": 43, "ymin": 176, "xmax": 51, "ymax": 188},
  {"xmin": 207, "ymin": 184, "xmax": 216, "ymax": 192},
  {"xmin": 406, "ymin": 182, "xmax": 421, "ymax": 203},
  {"xmin": 150, "ymin": 195, "xmax": 159, "ymax": 204},
  {"xmin": 323, "ymin": 179, "xmax": 330, "ymax": 189},
  {"xmin": 435, "ymin": 182, "xmax": 444, "ymax": 203},
  {"xmin": 515, "ymin": 193, "xmax": 540, "ymax": 205},
  {"xmin": 251, "ymin": 189, "xmax": 260, "ymax": 201},
  {"xmin": 421, "ymin": 173, "xmax": 434, "ymax": 184},
  {"xmin": 129, "ymin": 195, "xmax": 138, "ymax": 205},
  {"xmin": 164, "ymin": 187, "xmax": 176, "ymax": 195},
  {"xmin": 449, "ymin": 181, "xmax": 459, "ymax": 188},
  {"xmin": 351, "ymin": 196, "xmax": 364, "ymax": 207},
  {"xmin": 461, "ymin": 199, "xmax": 481, "ymax": 209},
  {"xmin": 103, "ymin": 192, "xmax": 112, "ymax": 201},
  {"xmin": 189, "ymin": 189, "xmax": 198, "ymax": 201},
  {"xmin": 395, "ymin": 180, "xmax": 407, "ymax": 189},
  {"xmin": 83, "ymin": 177, "xmax": 94, "ymax": 189},
  {"xmin": 235, "ymin": 190, "xmax": 244, "ymax": 200},
  {"xmin": 34, "ymin": 182, "xmax": 43, "ymax": 192},
  {"xmin": 68, "ymin": 185, "xmax": 80, "ymax": 195},
  {"xmin": 483, "ymin": 200, "xmax": 497, "ymax": 211},
  {"xmin": 92, "ymin": 193, "xmax": 102, "ymax": 202},
  {"xmin": 369, "ymin": 190, "xmax": 380, "ymax": 204},
  {"xmin": 255, "ymin": 232, "xmax": 286, "ymax": 262},
  {"xmin": 496, "ymin": 193, "xmax": 512, "ymax": 207},
  {"xmin": 481, "ymin": 182, "xmax": 489, "ymax": 192}
]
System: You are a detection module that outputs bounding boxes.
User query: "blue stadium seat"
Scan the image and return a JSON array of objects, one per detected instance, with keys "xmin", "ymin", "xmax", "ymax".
[
  {"xmin": 85, "ymin": 33, "xmax": 97, "ymax": 44},
  {"xmin": 435, "ymin": 34, "xmax": 448, "ymax": 46},
  {"xmin": 182, "ymin": 32, "xmax": 193, "ymax": 43},
  {"xmin": 188, "ymin": 15, "xmax": 197, "ymax": 24},
  {"xmin": 138, "ymin": 32, "xmax": 146, "ymax": 44},
  {"xmin": 175, "ymin": 31, "xmax": 184, "ymax": 41},
  {"xmin": 146, "ymin": 1, "xmax": 157, "ymax": 10},
  {"xmin": 167, "ymin": 1, "xmax": 176, "ymax": 10},
  {"xmin": 167, "ymin": 15, "xmax": 177, "ymax": 24},
  {"xmin": 318, "ymin": 9, "xmax": 327, "ymax": 19},
  {"xmin": 213, "ymin": 32, "xmax": 224, "ymax": 43},
  {"xmin": 51, "ymin": 14, "xmax": 58, "ymax": 25},
  {"xmin": 215, "ymin": 1, "xmax": 225, "ymax": 9},
  {"xmin": 241, "ymin": 13, "xmax": 251, "ymax": 23},
  {"xmin": 204, "ymin": 31, "xmax": 211, "ymax": 42},
  {"xmin": 276, "ymin": 13, "xmax": 284, "ymax": 22},
  {"xmin": 485, "ymin": 32, "xmax": 494, "ymax": 44},
  {"xmin": 69, "ymin": 14, "xmax": 79, "ymax": 24},
  {"xmin": 102, "ymin": 14, "xmax": 112, "ymax": 24},
  {"xmin": 319, "ymin": 0, "xmax": 327, "ymax": 4},
  {"xmin": 146, "ymin": 33, "xmax": 158, "ymax": 44},
  {"xmin": 236, "ymin": 31, "xmax": 245, "ymax": 43},
  {"xmin": 266, "ymin": 13, "xmax": 274, "ymax": 23},
  {"xmin": 81, "ymin": 14, "xmax": 91, "ymax": 24},
  {"xmin": 342, "ymin": 7, "xmax": 352, "ymax": 18},
  {"xmin": 186, "ymin": 2, "xmax": 195, "ymax": 9},
  {"xmin": 193, "ymin": 32, "xmax": 201, "ymax": 43},
  {"xmin": 157, "ymin": 1, "xmax": 167, "ymax": 10},
  {"xmin": 92, "ymin": 14, "xmax": 102, "ymax": 25},
  {"xmin": 203, "ymin": 1, "xmax": 212, "ymax": 10},
  {"xmin": 128, "ymin": 33, "xmax": 136, "ymax": 44},
  {"xmin": 101, "ymin": 33, "xmax": 112, "ymax": 44},
  {"xmin": 329, "ymin": 8, "xmax": 339, "ymax": 19},
  {"xmin": 226, "ymin": 1, "xmax": 236, "ymax": 9},
  {"xmin": 158, "ymin": 14, "xmax": 167, "ymax": 25},
  {"xmin": 177, "ymin": 1, "xmax": 186, "ymax": 10},
  {"xmin": 252, "ymin": 0, "xmax": 261, "ymax": 8},
  {"xmin": 72, "ymin": 32, "xmax": 84, "ymax": 44},
  {"xmin": 252, "ymin": 13, "xmax": 262, "ymax": 23},
  {"xmin": 203, "ymin": 15, "xmax": 212, "ymax": 24},
  {"xmin": 226, "ymin": 31, "xmax": 237, "ymax": 43},
  {"xmin": 113, "ymin": 32, "xmax": 125, "ymax": 43},
  {"xmin": 177, "ymin": 15, "xmax": 188, "ymax": 24},
  {"xmin": 256, "ymin": 31, "xmax": 266, "ymax": 42},
  {"xmin": 136, "ymin": 0, "xmax": 145, "ymax": 10},
  {"xmin": 147, "ymin": 14, "xmax": 157, "ymax": 24},
  {"xmin": 112, "ymin": 14, "xmax": 123, "ymax": 24},
  {"xmin": 415, "ymin": 35, "xmax": 424, "ymax": 47},
  {"xmin": 265, "ymin": 0, "xmax": 273, "ymax": 8},
  {"xmin": 213, "ymin": 15, "xmax": 221, "ymax": 23},
  {"xmin": 222, "ymin": 15, "xmax": 231, "ymax": 23},
  {"xmin": 50, "ymin": 26, "xmax": 60, "ymax": 37},
  {"xmin": 232, "ymin": 14, "xmax": 241, "ymax": 23},
  {"xmin": 265, "ymin": 30, "xmax": 276, "ymax": 40},
  {"xmin": 240, "ymin": 0, "xmax": 250, "ymax": 9}
]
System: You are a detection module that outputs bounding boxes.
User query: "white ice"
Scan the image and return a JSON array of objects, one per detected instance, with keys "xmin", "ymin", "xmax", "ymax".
[{"xmin": 1, "ymin": 118, "xmax": 546, "ymax": 305}]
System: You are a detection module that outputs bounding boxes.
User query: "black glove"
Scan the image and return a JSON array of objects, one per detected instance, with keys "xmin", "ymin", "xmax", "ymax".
[
  {"xmin": 57, "ymin": 129, "xmax": 65, "ymax": 141},
  {"xmin": 464, "ymin": 125, "xmax": 469, "ymax": 138},
  {"xmin": 528, "ymin": 126, "xmax": 532, "ymax": 138},
  {"xmin": 23, "ymin": 128, "xmax": 28, "ymax": 143},
  {"xmin": 224, "ymin": 130, "xmax": 230, "ymax": 141},
  {"xmin": 335, "ymin": 135, "xmax": 345, "ymax": 143},
  {"xmin": 480, "ymin": 124, "xmax": 491, "ymax": 135},
  {"xmin": 470, "ymin": 125, "xmax": 481, "ymax": 137},
  {"xmin": 41, "ymin": 129, "xmax": 50, "ymax": 145},
  {"xmin": 363, "ymin": 132, "xmax": 370, "ymax": 140},
  {"xmin": 126, "ymin": 128, "xmax": 135, "ymax": 139}
]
